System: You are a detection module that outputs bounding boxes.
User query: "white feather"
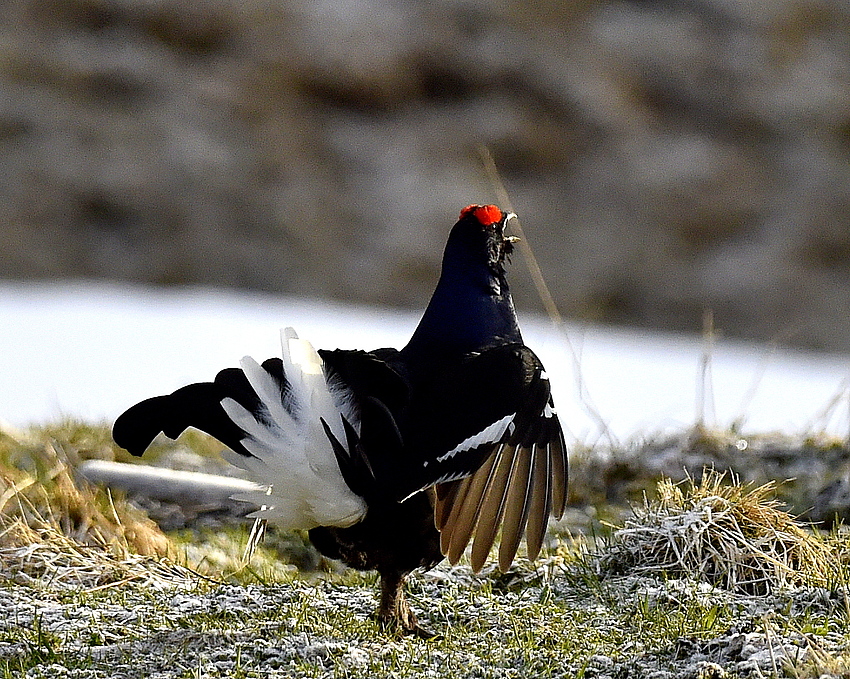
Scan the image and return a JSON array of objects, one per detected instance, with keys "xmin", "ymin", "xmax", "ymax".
[
  {"xmin": 435, "ymin": 413, "xmax": 515, "ymax": 463},
  {"xmin": 222, "ymin": 328, "xmax": 367, "ymax": 530}
]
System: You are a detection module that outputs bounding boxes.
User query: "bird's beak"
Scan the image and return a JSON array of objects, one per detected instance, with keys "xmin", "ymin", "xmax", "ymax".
[{"xmin": 502, "ymin": 212, "xmax": 520, "ymax": 244}]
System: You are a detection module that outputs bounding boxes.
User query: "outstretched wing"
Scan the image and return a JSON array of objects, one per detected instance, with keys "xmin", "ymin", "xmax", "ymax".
[{"xmin": 418, "ymin": 344, "xmax": 568, "ymax": 573}]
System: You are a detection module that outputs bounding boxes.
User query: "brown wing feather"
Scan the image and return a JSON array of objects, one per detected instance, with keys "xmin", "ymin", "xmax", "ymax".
[
  {"xmin": 434, "ymin": 479, "xmax": 463, "ymax": 531},
  {"xmin": 524, "ymin": 443, "xmax": 552, "ymax": 561},
  {"xmin": 444, "ymin": 449, "xmax": 501, "ymax": 564},
  {"xmin": 550, "ymin": 434, "xmax": 568, "ymax": 519},
  {"xmin": 469, "ymin": 444, "xmax": 517, "ymax": 572},
  {"xmin": 437, "ymin": 475, "xmax": 472, "ymax": 554},
  {"xmin": 497, "ymin": 445, "xmax": 534, "ymax": 571}
]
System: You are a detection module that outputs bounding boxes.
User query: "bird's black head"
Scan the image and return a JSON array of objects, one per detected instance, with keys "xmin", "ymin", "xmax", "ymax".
[
  {"xmin": 403, "ymin": 204, "xmax": 523, "ymax": 358},
  {"xmin": 445, "ymin": 204, "xmax": 518, "ymax": 281}
]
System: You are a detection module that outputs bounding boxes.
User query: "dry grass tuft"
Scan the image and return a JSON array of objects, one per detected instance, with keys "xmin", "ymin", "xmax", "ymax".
[
  {"xmin": 0, "ymin": 422, "xmax": 207, "ymax": 590},
  {"xmin": 0, "ymin": 433, "xmax": 170, "ymax": 557},
  {"xmin": 786, "ymin": 644, "xmax": 850, "ymax": 679},
  {"xmin": 0, "ymin": 441, "xmax": 170, "ymax": 556},
  {"xmin": 599, "ymin": 470, "xmax": 844, "ymax": 593},
  {"xmin": 0, "ymin": 516, "xmax": 199, "ymax": 591}
]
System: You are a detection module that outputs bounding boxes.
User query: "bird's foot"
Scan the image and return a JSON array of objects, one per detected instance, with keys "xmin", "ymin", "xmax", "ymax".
[{"xmin": 372, "ymin": 606, "xmax": 436, "ymax": 639}]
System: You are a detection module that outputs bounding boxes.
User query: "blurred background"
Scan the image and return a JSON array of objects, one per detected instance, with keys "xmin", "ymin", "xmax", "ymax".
[{"xmin": 1, "ymin": 0, "xmax": 850, "ymax": 351}]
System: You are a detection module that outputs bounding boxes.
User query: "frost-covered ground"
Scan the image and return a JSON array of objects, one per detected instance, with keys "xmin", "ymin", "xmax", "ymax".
[
  {"xmin": 3, "ymin": 556, "xmax": 845, "ymax": 679},
  {"xmin": 1, "ymin": 281, "xmax": 848, "ymax": 443},
  {"xmin": 0, "ymin": 552, "xmax": 845, "ymax": 679}
]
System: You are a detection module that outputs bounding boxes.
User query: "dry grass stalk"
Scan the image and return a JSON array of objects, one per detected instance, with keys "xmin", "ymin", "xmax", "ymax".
[{"xmin": 600, "ymin": 470, "xmax": 842, "ymax": 593}]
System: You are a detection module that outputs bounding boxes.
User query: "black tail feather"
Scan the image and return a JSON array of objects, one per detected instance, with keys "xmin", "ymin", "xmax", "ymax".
[{"xmin": 112, "ymin": 363, "xmax": 284, "ymax": 458}]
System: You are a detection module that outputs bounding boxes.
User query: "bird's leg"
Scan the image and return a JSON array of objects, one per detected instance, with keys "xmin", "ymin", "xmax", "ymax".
[
  {"xmin": 375, "ymin": 570, "xmax": 434, "ymax": 638},
  {"xmin": 377, "ymin": 570, "xmax": 416, "ymax": 630}
]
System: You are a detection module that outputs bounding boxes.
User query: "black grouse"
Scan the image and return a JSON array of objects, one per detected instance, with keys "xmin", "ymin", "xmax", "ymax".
[{"xmin": 113, "ymin": 204, "xmax": 568, "ymax": 634}]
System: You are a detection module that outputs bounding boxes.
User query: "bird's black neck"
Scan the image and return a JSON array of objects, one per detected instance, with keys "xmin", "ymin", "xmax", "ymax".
[{"xmin": 401, "ymin": 269, "xmax": 522, "ymax": 361}]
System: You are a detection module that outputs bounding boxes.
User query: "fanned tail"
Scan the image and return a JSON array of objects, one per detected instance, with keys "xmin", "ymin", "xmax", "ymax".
[{"xmin": 113, "ymin": 328, "xmax": 368, "ymax": 531}]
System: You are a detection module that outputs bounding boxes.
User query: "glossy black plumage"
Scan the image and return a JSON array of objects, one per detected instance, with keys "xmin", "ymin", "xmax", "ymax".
[{"xmin": 113, "ymin": 204, "xmax": 568, "ymax": 634}]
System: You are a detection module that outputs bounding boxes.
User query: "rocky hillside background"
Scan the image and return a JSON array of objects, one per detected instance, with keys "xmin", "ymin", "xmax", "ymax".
[{"xmin": 2, "ymin": 0, "xmax": 849, "ymax": 351}]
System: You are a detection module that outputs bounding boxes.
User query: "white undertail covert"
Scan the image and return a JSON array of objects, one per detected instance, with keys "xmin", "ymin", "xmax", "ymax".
[{"xmin": 222, "ymin": 328, "xmax": 368, "ymax": 530}]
